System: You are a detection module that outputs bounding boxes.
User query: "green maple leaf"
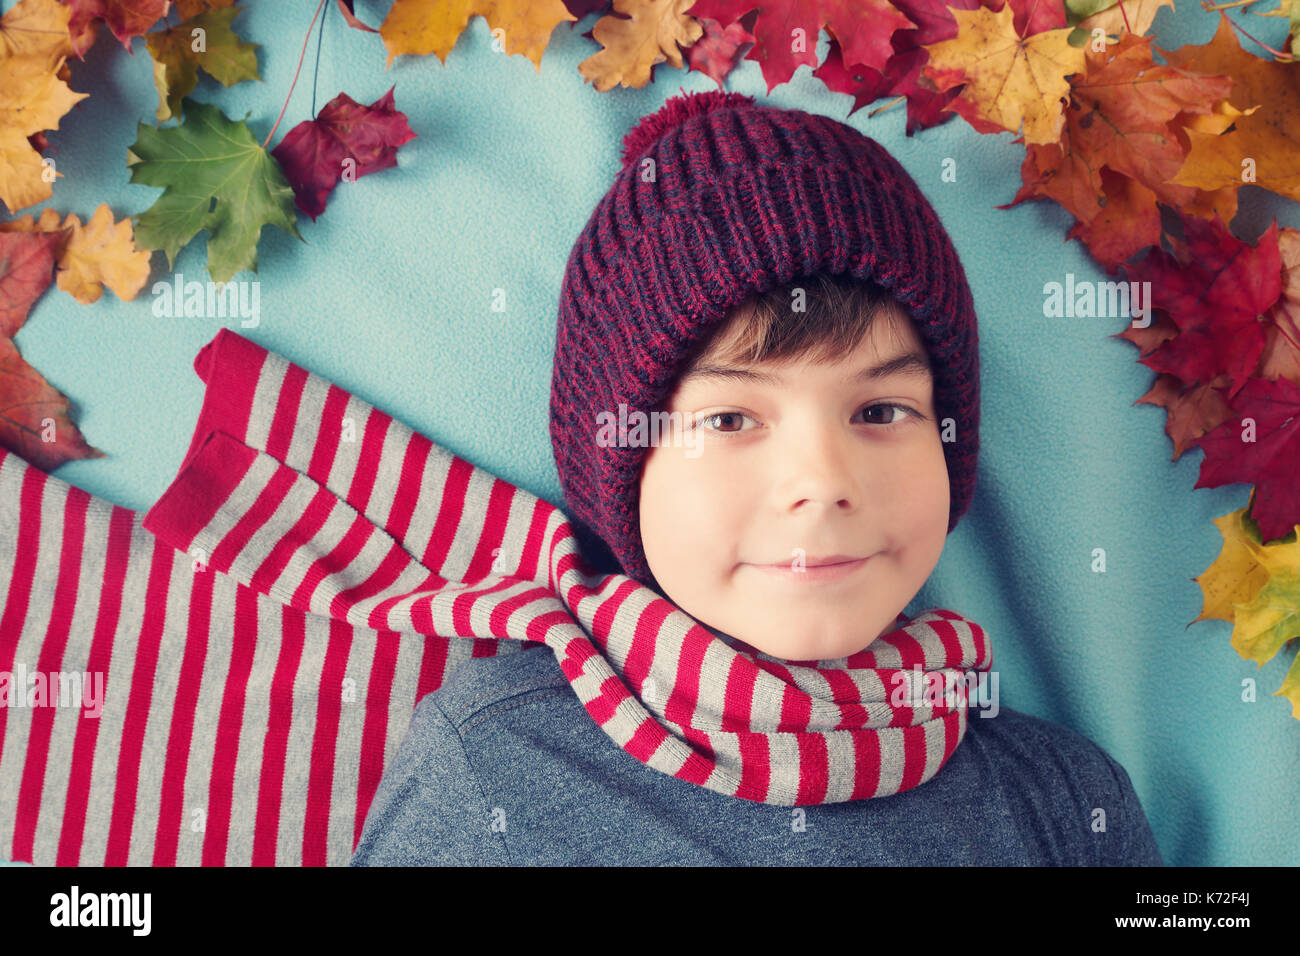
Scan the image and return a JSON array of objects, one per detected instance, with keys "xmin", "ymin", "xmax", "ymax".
[{"xmin": 126, "ymin": 98, "xmax": 302, "ymax": 283}]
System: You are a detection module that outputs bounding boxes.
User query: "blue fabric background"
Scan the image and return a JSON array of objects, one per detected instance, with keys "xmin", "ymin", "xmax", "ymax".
[{"xmin": 4, "ymin": 0, "xmax": 1298, "ymax": 866}]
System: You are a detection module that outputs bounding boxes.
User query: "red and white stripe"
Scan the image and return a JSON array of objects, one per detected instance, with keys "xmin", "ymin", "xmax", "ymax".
[{"xmin": 0, "ymin": 329, "xmax": 992, "ymax": 865}]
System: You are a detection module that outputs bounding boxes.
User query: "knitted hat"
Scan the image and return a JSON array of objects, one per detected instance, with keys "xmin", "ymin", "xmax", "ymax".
[{"xmin": 550, "ymin": 89, "xmax": 980, "ymax": 590}]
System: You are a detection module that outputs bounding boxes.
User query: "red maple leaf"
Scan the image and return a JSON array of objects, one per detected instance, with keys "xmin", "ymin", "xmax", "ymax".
[
  {"xmin": 271, "ymin": 87, "xmax": 417, "ymax": 221},
  {"xmin": 687, "ymin": 0, "xmax": 916, "ymax": 92},
  {"xmin": 1125, "ymin": 213, "xmax": 1282, "ymax": 397},
  {"xmin": 1193, "ymin": 375, "xmax": 1300, "ymax": 542},
  {"xmin": 64, "ymin": 0, "xmax": 169, "ymax": 56},
  {"xmin": 0, "ymin": 230, "xmax": 63, "ymax": 338},
  {"xmin": 686, "ymin": 14, "xmax": 756, "ymax": 87}
]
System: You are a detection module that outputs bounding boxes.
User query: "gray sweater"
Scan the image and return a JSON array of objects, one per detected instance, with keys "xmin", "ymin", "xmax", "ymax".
[{"xmin": 351, "ymin": 644, "xmax": 1163, "ymax": 866}]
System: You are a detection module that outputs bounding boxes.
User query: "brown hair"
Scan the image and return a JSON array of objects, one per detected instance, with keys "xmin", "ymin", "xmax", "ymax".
[{"xmin": 687, "ymin": 272, "xmax": 920, "ymax": 371}]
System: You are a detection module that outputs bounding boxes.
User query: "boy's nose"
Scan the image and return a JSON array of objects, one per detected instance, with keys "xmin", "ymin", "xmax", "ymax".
[{"xmin": 773, "ymin": 427, "xmax": 861, "ymax": 514}]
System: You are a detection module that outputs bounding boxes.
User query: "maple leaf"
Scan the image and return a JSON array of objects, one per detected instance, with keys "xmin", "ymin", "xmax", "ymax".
[
  {"xmin": 1111, "ymin": 300, "xmax": 1177, "ymax": 355},
  {"xmin": 920, "ymin": 3, "xmax": 1085, "ymax": 145},
  {"xmin": 684, "ymin": 13, "xmax": 754, "ymax": 87},
  {"xmin": 1063, "ymin": 165, "xmax": 1160, "ymax": 271},
  {"xmin": 0, "ymin": 335, "xmax": 104, "ymax": 470},
  {"xmin": 0, "ymin": 229, "xmax": 63, "ymax": 337},
  {"xmin": 1231, "ymin": 569, "xmax": 1300, "ymax": 719},
  {"xmin": 378, "ymin": 0, "xmax": 577, "ymax": 69},
  {"xmin": 145, "ymin": 5, "xmax": 261, "ymax": 123},
  {"xmin": 1193, "ymin": 375, "xmax": 1300, "ymax": 544},
  {"xmin": 1258, "ymin": 228, "xmax": 1300, "ymax": 387},
  {"xmin": 1126, "ymin": 213, "xmax": 1281, "ymax": 396},
  {"xmin": 1163, "ymin": 12, "xmax": 1300, "ymax": 205},
  {"xmin": 0, "ymin": 203, "xmax": 151, "ymax": 305},
  {"xmin": 0, "ymin": 51, "xmax": 89, "ymax": 213},
  {"xmin": 1192, "ymin": 497, "xmax": 1300, "ymax": 625},
  {"xmin": 1074, "ymin": 0, "xmax": 1173, "ymax": 38},
  {"xmin": 54, "ymin": 203, "xmax": 154, "ymax": 304},
  {"xmin": 998, "ymin": 31, "xmax": 1240, "ymax": 270},
  {"xmin": 1135, "ymin": 371, "xmax": 1232, "ymax": 462},
  {"xmin": 64, "ymin": 0, "xmax": 169, "ymax": 57},
  {"xmin": 813, "ymin": 20, "xmax": 962, "ymax": 133},
  {"xmin": 1193, "ymin": 498, "xmax": 1300, "ymax": 720},
  {"xmin": 270, "ymin": 87, "xmax": 417, "ymax": 221},
  {"xmin": 0, "ymin": 0, "xmax": 76, "ymax": 69},
  {"xmin": 174, "ymin": 0, "xmax": 236, "ymax": 16},
  {"xmin": 688, "ymin": 0, "xmax": 915, "ymax": 94},
  {"xmin": 126, "ymin": 98, "xmax": 302, "ymax": 284},
  {"xmin": 580, "ymin": 0, "xmax": 704, "ymax": 90}
]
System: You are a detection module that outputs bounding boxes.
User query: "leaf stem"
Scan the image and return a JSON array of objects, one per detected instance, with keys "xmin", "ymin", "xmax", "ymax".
[
  {"xmin": 262, "ymin": 0, "xmax": 329, "ymax": 149},
  {"xmin": 1201, "ymin": 0, "xmax": 1292, "ymax": 60},
  {"xmin": 867, "ymin": 95, "xmax": 905, "ymax": 119}
]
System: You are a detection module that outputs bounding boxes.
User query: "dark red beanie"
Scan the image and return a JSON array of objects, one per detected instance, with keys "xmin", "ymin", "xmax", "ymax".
[{"xmin": 550, "ymin": 89, "xmax": 980, "ymax": 590}]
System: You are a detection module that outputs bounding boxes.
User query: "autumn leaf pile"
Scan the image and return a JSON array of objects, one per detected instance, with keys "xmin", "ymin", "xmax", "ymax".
[
  {"xmin": 1, "ymin": 0, "xmax": 1297, "ymax": 718},
  {"xmin": 0, "ymin": 0, "xmax": 416, "ymax": 470}
]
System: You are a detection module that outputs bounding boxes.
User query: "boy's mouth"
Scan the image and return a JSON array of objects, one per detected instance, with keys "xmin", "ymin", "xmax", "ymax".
[{"xmin": 745, "ymin": 554, "xmax": 873, "ymax": 584}]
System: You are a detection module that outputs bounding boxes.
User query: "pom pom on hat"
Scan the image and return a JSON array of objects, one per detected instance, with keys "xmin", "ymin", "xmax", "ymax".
[{"xmin": 620, "ymin": 88, "xmax": 758, "ymax": 169}]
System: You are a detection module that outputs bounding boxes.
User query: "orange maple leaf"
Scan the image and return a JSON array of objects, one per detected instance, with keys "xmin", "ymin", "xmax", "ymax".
[
  {"xmin": 580, "ymin": 0, "xmax": 704, "ymax": 91},
  {"xmin": 1000, "ymin": 31, "xmax": 1241, "ymax": 271},
  {"xmin": 378, "ymin": 0, "xmax": 577, "ymax": 69},
  {"xmin": 1165, "ymin": 12, "xmax": 1300, "ymax": 204},
  {"xmin": 1135, "ymin": 371, "xmax": 1233, "ymax": 461}
]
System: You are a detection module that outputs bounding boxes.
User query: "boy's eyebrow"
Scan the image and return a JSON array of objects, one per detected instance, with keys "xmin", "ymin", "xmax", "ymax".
[{"xmin": 679, "ymin": 350, "xmax": 932, "ymax": 387}]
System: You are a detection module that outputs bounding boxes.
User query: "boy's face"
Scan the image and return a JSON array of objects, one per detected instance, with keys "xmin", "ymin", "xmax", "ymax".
[{"xmin": 637, "ymin": 301, "xmax": 950, "ymax": 662}]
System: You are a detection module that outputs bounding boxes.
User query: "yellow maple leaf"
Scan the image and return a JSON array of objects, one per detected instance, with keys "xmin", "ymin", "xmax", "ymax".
[
  {"xmin": 1275, "ymin": 653, "xmax": 1300, "ymax": 719},
  {"xmin": 0, "ymin": 205, "xmax": 65, "ymax": 232},
  {"xmin": 923, "ymin": 4, "xmax": 1086, "ymax": 145},
  {"xmin": 55, "ymin": 204, "xmax": 153, "ymax": 304},
  {"xmin": 1230, "ymin": 568, "xmax": 1300, "ymax": 719},
  {"xmin": 0, "ymin": 51, "xmax": 87, "ymax": 213},
  {"xmin": 1193, "ymin": 499, "xmax": 1300, "ymax": 625},
  {"xmin": 1231, "ymin": 571, "xmax": 1300, "ymax": 665},
  {"xmin": 379, "ymin": 0, "xmax": 576, "ymax": 70},
  {"xmin": 0, "ymin": 0, "xmax": 75, "ymax": 69},
  {"xmin": 579, "ymin": 0, "xmax": 703, "ymax": 92}
]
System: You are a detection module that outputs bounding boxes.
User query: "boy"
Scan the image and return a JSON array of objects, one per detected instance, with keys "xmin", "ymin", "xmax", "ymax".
[{"xmin": 349, "ymin": 91, "xmax": 1162, "ymax": 866}]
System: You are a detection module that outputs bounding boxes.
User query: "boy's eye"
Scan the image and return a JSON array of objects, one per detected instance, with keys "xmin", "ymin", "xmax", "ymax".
[
  {"xmin": 860, "ymin": 403, "xmax": 911, "ymax": 426},
  {"xmin": 692, "ymin": 403, "xmax": 915, "ymax": 433},
  {"xmin": 695, "ymin": 411, "xmax": 750, "ymax": 433}
]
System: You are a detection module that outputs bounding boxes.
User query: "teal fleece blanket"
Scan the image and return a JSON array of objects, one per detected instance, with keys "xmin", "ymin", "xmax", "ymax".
[{"xmin": 3, "ymin": 0, "xmax": 1298, "ymax": 866}]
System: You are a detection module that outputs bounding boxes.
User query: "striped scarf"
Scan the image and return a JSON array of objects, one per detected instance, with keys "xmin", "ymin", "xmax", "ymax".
[{"xmin": 0, "ymin": 329, "xmax": 992, "ymax": 866}]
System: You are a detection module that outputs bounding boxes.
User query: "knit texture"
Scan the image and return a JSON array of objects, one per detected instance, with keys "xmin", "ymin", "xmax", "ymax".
[
  {"xmin": 550, "ymin": 90, "xmax": 981, "ymax": 588},
  {"xmin": 0, "ymin": 329, "xmax": 991, "ymax": 864}
]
